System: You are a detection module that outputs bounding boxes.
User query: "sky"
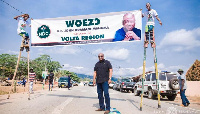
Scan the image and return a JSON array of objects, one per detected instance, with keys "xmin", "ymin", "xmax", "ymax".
[{"xmin": 0, "ymin": 0, "xmax": 200, "ymax": 78}]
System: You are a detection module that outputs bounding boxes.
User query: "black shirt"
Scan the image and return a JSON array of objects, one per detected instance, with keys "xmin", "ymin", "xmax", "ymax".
[
  {"xmin": 49, "ymin": 73, "xmax": 54, "ymax": 82},
  {"xmin": 94, "ymin": 59, "xmax": 112, "ymax": 83}
]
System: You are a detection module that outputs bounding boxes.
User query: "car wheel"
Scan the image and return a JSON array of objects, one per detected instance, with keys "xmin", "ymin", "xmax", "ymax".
[
  {"xmin": 120, "ymin": 87, "xmax": 123, "ymax": 92},
  {"xmin": 134, "ymin": 88, "xmax": 140, "ymax": 96},
  {"xmin": 169, "ymin": 78, "xmax": 179, "ymax": 90},
  {"xmin": 148, "ymin": 89, "xmax": 153, "ymax": 99},
  {"xmin": 167, "ymin": 94, "xmax": 177, "ymax": 101}
]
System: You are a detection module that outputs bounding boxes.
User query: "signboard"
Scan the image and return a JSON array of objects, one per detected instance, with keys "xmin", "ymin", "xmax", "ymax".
[
  {"xmin": 31, "ymin": 10, "xmax": 142, "ymax": 46},
  {"xmin": 42, "ymin": 71, "xmax": 48, "ymax": 79}
]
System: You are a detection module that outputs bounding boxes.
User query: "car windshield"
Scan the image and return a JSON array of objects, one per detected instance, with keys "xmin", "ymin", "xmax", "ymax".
[
  {"xmin": 59, "ymin": 77, "xmax": 68, "ymax": 82},
  {"xmin": 121, "ymin": 79, "xmax": 131, "ymax": 82},
  {"xmin": 167, "ymin": 74, "xmax": 178, "ymax": 81},
  {"xmin": 159, "ymin": 73, "xmax": 166, "ymax": 81}
]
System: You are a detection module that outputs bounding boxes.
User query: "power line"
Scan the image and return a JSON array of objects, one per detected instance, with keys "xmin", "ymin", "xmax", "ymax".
[{"xmin": 1, "ymin": 0, "xmax": 25, "ymax": 14}]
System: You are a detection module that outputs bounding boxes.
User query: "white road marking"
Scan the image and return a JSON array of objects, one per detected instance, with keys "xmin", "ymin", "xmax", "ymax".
[{"xmin": 52, "ymin": 98, "xmax": 73, "ymax": 114}]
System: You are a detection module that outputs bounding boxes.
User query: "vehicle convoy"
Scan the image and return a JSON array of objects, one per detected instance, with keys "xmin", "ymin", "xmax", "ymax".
[
  {"xmin": 118, "ymin": 78, "xmax": 136, "ymax": 93},
  {"xmin": 58, "ymin": 77, "xmax": 69, "ymax": 88},
  {"xmin": 134, "ymin": 71, "xmax": 179, "ymax": 101}
]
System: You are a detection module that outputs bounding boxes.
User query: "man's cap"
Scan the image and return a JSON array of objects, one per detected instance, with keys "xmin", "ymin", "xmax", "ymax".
[
  {"xmin": 30, "ymin": 68, "xmax": 33, "ymax": 70},
  {"xmin": 177, "ymin": 69, "xmax": 184, "ymax": 72}
]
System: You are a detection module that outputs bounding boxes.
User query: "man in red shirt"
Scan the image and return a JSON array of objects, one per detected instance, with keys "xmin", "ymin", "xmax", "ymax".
[{"xmin": 29, "ymin": 68, "xmax": 36, "ymax": 93}]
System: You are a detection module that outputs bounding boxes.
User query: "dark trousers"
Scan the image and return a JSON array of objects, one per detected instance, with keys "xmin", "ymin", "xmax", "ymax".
[
  {"xmin": 49, "ymin": 82, "xmax": 53, "ymax": 90},
  {"xmin": 180, "ymin": 89, "xmax": 190, "ymax": 106},
  {"xmin": 97, "ymin": 81, "xmax": 110, "ymax": 111}
]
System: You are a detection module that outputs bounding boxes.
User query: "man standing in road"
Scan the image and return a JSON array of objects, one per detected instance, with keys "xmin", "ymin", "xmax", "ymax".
[
  {"xmin": 29, "ymin": 68, "xmax": 36, "ymax": 94},
  {"xmin": 177, "ymin": 69, "xmax": 190, "ymax": 107},
  {"xmin": 48, "ymin": 70, "xmax": 54, "ymax": 91},
  {"xmin": 68, "ymin": 75, "xmax": 71, "ymax": 90},
  {"xmin": 93, "ymin": 53, "xmax": 112, "ymax": 114}
]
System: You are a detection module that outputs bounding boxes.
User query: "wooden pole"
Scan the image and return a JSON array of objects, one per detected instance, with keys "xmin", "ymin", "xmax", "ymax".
[
  {"xmin": 7, "ymin": 51, "xmax": 22, "ymax": 99},
  {"xmin": 27, "ymin": 51, "xmax": 30, "ymax": 100}
]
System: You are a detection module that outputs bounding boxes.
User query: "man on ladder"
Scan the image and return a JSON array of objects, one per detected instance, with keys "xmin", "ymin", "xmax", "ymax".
[
  {"xmin": 140, "ymin": 2, "xmax": 163, "ymax": 110},
  {"xmin": 8, "ymin": 14, "xmax": 32, "ymax": 99},
  {"xmin": 143, "ymin": 2, "xmax": 162, "ymax": 48},
  {"xmin": 14, "ymin": 14, "xmax": 31, "ymax": 52}
]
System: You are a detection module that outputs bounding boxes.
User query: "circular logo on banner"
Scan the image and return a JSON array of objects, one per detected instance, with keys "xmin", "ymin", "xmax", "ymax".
[{"xmin": 37, "ymin": 25, "xmax": 51, "ymax": 38}]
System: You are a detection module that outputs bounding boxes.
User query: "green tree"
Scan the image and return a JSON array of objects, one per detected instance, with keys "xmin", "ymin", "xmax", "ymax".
[{"xmin": 0, "ymin": 54, "xmax": 17, "ymax": 79}]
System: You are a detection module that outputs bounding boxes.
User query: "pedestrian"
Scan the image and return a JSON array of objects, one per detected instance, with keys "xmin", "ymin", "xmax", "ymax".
[
  {"xmin": 177, "ymin": 69, "xmax": 190, "ymax": 107},
  {"xmin": 22, "ymin": 76, "xmax": 26, "ymax": 87},
  {"xmin": 48, "ymin": 70, "xmax": 54, "ymax": 91},
  {"xmin": 142, "ymin": 2, "xmax": 162, "ymax": 48},
  {"xmin": 93, "ymin": 53, "xmax": 112, "ymax": 114},
  {"xmin": 68, "ymin": 75, "xmax": 71, "ymax": 90},
  {"xmin": 29, "ymin": 68, "xmax": 36, "ymax": 94}
]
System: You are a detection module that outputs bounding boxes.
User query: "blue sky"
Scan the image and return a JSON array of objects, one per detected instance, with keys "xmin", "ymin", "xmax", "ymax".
[{"xmin": 0, "ymin": 0, "xmax": 200, "ymax": 77}]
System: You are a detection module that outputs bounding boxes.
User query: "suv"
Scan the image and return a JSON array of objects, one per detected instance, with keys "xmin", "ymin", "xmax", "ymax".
[
  {"xmin": 118, "ymin": 78, "xmax": 136, "ymax": 93},
  {"xmin": 58, "ymin": 77, "xmax": 69, "ymax": 88},
  {"xmin": 134, "ymin": 71, "xmax": 179, "ymax": 101}
]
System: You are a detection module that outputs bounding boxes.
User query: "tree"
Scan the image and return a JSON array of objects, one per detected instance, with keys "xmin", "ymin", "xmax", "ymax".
[{"xmin": 0, "ymin": 54, "xmax": 17, "ymax": 79}]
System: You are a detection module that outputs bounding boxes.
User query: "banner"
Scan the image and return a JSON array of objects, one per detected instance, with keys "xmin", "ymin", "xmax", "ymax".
[{"xmin": 31, "ymin": 10, "xmax": 142, "ymax": 46}]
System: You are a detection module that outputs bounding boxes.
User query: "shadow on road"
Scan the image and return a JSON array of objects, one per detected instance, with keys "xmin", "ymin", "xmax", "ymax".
[
  {"xmin": 47, "ymin": 94, "xmax": 126, "ymax": 101},
  {"xmin": 0, "ymin": 102, "xmax": 11, "ymax": 105}
]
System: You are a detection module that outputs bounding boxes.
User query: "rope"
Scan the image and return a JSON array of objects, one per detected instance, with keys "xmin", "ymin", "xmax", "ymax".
[{"xmin": 0, "ymin": 0, "xmax": 24, "ymax": 14}]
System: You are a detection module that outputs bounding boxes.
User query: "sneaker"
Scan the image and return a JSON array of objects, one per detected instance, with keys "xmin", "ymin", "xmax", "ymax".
[
  {"xmin": 186, "ymin": 102, "xmax": 190, "ymax": 106},
  {"xmin": 180, "ymin": 104, "xmax": 187, "ymax": 107}
]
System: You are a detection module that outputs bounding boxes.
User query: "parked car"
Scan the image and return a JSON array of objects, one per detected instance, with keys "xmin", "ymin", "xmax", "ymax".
[
  {"xmin": 88, "ymin": 82, "xmax": 94, "ymax": 86},
  {"xmin": 134, "ymin": 71, "xmax": 179, "ymax": 101},
  {"xmin": 72, "ymin": 81, "xmax": 79, "ymax": 86},
  {"xmin": 109, "ymin": 81, "xmax": 115, "ymax": 89},
  {"xmin": 118, "ymin": 78, "xmax": 136, "ymax": 93},
  {"xmin": 58, "ymin": 77, "xmax": 69, "ymax": 88},
  {"xmin": 113, "ymin": 81, "xmax": 119, "ymax": 90}
]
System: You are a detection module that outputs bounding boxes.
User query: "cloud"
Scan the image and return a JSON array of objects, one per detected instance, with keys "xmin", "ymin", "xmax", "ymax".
[
  {"xmin": 63, "ymin": 64, "xmax": 91, "ymax": 75},
  {"xmin": 37, "ymin": 46, "xmax": 80, "ymax": 55},
  {"xmin": 93, "ymin": 48, "xmax": 130, "ymax": 60},
  {"xmin": 112, "ymin": 63, "xmax": 187, "ymax": 77},
  {"xmin": 158, "ymin": 28, "xmax": 200, "ymax": 52}
]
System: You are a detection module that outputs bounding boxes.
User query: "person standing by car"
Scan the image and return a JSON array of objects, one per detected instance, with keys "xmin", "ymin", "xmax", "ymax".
[
  {"xmin": 68, "ymin": 75, "xmax": 71, "ymax": 90},
  {"xmin": 48, "ymin": 70, "xmax": 54, "ymax": 91},
  {"xmin": 93, "ymin": 53, "xmax": 112, "ymax": 114},
  {"xmin": 177, "ymin": 69, "xmax": 190, "ymax": 107}
]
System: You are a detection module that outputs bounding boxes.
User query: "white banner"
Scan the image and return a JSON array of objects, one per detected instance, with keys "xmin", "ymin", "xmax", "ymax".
[{"xmin": 31, "ymin": 10, "xmax": 142, "ymax": 46}]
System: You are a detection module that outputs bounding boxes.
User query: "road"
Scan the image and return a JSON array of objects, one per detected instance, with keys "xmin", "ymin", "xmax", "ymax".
[{"xmin": 0, "ymin": 85, "xmax": 199, "ymax": 114}]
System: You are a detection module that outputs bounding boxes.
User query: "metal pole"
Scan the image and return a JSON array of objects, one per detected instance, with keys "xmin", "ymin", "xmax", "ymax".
[
  {"xmin": 153, "ymin": 47, "xmax": 161, "ymax": 108},
  {"xmin": 7, "ymin": 51, "xmax": 22, "ymax": 99},
  {"xmin": 140, "ymin": 47, "xmax": 146, "ymax": 111}
]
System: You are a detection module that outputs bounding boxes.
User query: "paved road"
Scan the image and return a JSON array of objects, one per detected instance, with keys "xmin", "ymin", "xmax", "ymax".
[{"xmin": 0, "ymin": 85, "xmax": 199, "ymax": 114}]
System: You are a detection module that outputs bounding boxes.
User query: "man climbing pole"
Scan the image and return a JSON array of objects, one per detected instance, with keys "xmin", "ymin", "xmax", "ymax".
[
  {"xmin": 14, "ymin": 14, "xmax": 31, "ymax": 52},
  {"xmin": 142, "ymin": 2, "xmax": 162, "ymax": 48}
]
